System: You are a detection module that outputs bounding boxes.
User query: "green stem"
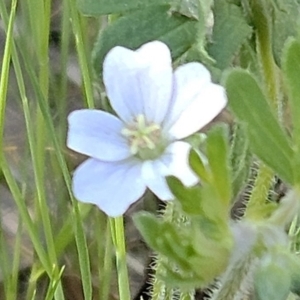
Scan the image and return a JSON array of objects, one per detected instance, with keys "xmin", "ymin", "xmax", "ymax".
[
  {"xmin": 19, "ymin": 44, "xmax": 93, "ymax": 300},
  {"xmin": 0, "ymin": 0, "xmax": 16, "ymax": 135},
  {"xmin": 245, "ymin": 0, "xmax": 281, "ymax": 219},
  {"xmin": 179, "ymin": 291, "xmax": 195, "ymax": 300},
  {"xmin": 100, "ymin": 220, "xmax": 113, "ymax": 300},
  {"xmin": 151, "ymin": 202, "xmax": 195, "ymax": 300},
  {"xmin": 20, "ymin": 1, "xmax": 63, "ymax": 293},
  {"xmin": 57, "ymin": 0, "xmax": 71, "ymax": 142},
  {"xmin": 151, "ymin": 255, "xmax": 167, "ymax": 300},
  {"xmin": 245, "ymin": 164, "xmax": 274, "ymax": 220},
  {"xmin": 0, "ymin": 0, "xmax": 56, "ymax": 274},
  {"xmin": 69, "ymin": 0, "xmax": 95, "ymax": 108},
  {"xmin": 110, "ymin": 217, "xmax": 131, "ymax": 300},
  {"xmin": 209, "ymin": 255, "xmax": 256, "ymax": 300},
  {"xmin": 151, "ymin": 203, "xmax": 174, "ymax": 300},
  {"xmin": 269, "ymin": 189, "xmax": 300, "ymax": 227},
  {"xmin": 249, "ymin": 0, "xmax": 280, "ymax": 113}
]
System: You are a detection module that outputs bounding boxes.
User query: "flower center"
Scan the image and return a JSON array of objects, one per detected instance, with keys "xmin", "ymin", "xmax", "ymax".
[{"xmin": 121, "ymin": 114, "xmax": 166, "ymax": 160}]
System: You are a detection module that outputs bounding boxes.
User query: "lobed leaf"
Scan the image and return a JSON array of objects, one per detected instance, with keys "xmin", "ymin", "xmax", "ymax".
[{"xmin": 167, "ymin": 176, "xmax": 204, "ymax": 216}]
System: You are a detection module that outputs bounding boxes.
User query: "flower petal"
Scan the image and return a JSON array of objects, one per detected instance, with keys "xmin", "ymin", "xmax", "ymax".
[
  {"xmin": 161, "ymin": 141, "xmax": 198, "ymax": 187},
  {"xmin": 67, "ymin": 109, "xmax": 131, "ymax": 161},
  {"xmin": 163, "ymin": 62, "xmax": 227, "ymax": 139},
  {"xmin": 141, "ymin": 141, "xmax": 198, "ymax": 200},
  {"xmin": 142, "ymin": 160, "xmax": 174, "ymax": 201},
  {"xmin": 103, "ymin": 41, "xmax": 173, "ymax": 124},
  {"xmin": 72, "ymin": 158, "xmax": 146, "ymax": 217}
]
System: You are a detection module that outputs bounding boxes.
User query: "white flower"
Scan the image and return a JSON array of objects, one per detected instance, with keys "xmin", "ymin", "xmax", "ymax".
[{"xmin": 67, "ymin": 41, "xmax": 227, "ymax": 217}]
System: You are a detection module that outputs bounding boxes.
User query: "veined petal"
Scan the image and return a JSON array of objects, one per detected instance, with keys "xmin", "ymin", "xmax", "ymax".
[
  {"xmin": 163, "ymin": 62, "xmax": 227, "ymax": 139},
  {"xmin": 67, "ymin": 109, "xmax": 131, "ymax": 161},
  {"xmin": 141, "ymin": 141, "xmax": 198, "ymax": 200},
  {"xmin": 163, "ymin": 63, "xmax": 211, "ymax": 128},
  {"xmin": 103, "ymin": 41, "xmax": 173, "ymax": 124},
  {"xmin": 72, "ymin": 158, "xmax": 146, "ymax": 217}
]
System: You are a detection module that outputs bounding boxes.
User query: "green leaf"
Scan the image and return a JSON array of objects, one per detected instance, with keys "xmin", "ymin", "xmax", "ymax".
[
  {"xmin": 170, "ymin": 0, "xmax": 200, "ymax": 19},
  {"xmin": 254, "ymin": 254, "xmax": 291, "ymax": 300},
  {"xmin": 206, "ymin": 125, "xmax": 232, "ymax": 206},
  {"xmin": 76, "ymin": 0, "xmax": 170, "ymax": 15},
  {"xmin": 189, "ymin": 149, "xmax": 210, "ymax": 183},
  {"xmin": 255, "ymin": 265, "xmax": 290, "ymax": 300},
  {"xmin": 230, "ymin": 123, "xmax": 252, "ymax": 199},
  {"xmin": 167, "ymin": 176, "xmax": 204, "ymax": 215},
  {"xmin": 172, "ymin": 0, "xmax": 215, "ymax": 68},
  {"xmin": 92, "ymin": 5, "xmax": 199, "ymax": 75},
  {"xmin": 282, "ymin": 39, "xmax": 300, "ymax": 184},
  {"xmin": 291, "ymin": 277, "xmax": 300, "ymax": 296},
  {"xmin": 133, "ymin": 212, "xmax": 199, "ymax": 273},
  {"xmin": 133, "ymin": 212, "xmax": 162, "ymax": 251},
  {"xmin": 160, "ymin": 269, "xmax": 205, "ymax": 290},
  {"xmin": 133, "ymin": 212, "xmax": 189, "ymax": 263},
  {"xmin": 208, "ymin": 0, "xmax": 252, "ymax": 69},
  {"xmin": 271, "ymin": 0, "xmax": 300, "ymax": 65},
  {"xmin": 225, "ymin": 69, "xmax": 294, "ymax": 184},
  {"xmin": 199, "ymin": 181, "xmax": 230, "ymax": 222},
  {"xmin": 134, "ymin": 211, "xmax": 232, "ymax": 289},
  {"xmin": 289, "ymin": 248, "xmax": 300, "ymax": 296},
  {"xmin": 283, "ymin": 39, "xmax": 300, "ymax": 147},
  {"xmin": 76, "ymin": 0, "xmax": 204, "ymax": 16}
]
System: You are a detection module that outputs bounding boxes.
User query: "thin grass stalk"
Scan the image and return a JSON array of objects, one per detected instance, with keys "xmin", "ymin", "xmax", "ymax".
[
  {"xmin": 0, "ymin": 0, "xmax": 55, "ymax": 275},
  {"xmin": 69, "ymin": 0, "xmax": 95, "ymax": 108},
  {"xmin": 99, "ymin": 217, "xmax": 113, "ymax": 300},
  {"xmin": 57, "ymin": 0, "xmax": 72, "ymax": 141},
  {"xmin": 110, "ymin": 217, "xmax": 131, "ymax": 300},
  {"xmin": 0, "ymin": 223, "xmax": 10, "ymax": 299},
  {"xmin": 16, "ymin": 21, "xmax": 93, "ymax": 300},
  {"xmin": 9, "ymin": 222, "xmax": 23, "ymax": 300}
]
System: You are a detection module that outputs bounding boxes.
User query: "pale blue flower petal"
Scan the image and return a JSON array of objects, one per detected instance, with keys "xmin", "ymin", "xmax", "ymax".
[
  {"xmin": 103, "ymin": 41, "xmax": 173, "ymax": 124},
  {"xmin": 142, "ymin": 160, "xmax": 174, "ymax": 201},
  {"xmin": 72, "ymin": 158, "xmax": 146, "ymax": 217},
  {"xmin": 67, "ymin": 109, "xmax": 131, "ymax": 161},
  {"xmin": 141, "ymin": 141, "xmax": 197, "ymax": 200},
  {"xmin": 161, "ymin": 141, "xmax": 198, "ymax": 187},
  {"xmin": 163, "ymin": 62, "xmax": 227, "ymax": 139}
]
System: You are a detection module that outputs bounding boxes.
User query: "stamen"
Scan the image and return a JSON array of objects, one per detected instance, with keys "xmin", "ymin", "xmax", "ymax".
[
  {"xmin": 121, "ymin": 127, "xmax": 136, "ymax": 137},
  {"xmin": 121, "ymin": 114, "xmax": 166, "ymax": 160}
]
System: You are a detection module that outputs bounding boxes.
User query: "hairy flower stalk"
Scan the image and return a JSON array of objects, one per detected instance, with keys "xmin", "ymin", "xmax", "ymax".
[
  {"xmin": 150, "ymin": 202, "xmax": 196, "ymax": 300},
  {"xmin": 151, "ymin": 202, "xmax": 175, "ymax": 300},
  {"xmin": 209, "ymin": 194, "xmax": 296, "ymax": 300},
  {"xmin": 209, "ymin": 255, "xmax": 258, "ymax": 300},
  {"xmin": 208, "ymin": 222, "xmax": 258, "ymax": 300}
]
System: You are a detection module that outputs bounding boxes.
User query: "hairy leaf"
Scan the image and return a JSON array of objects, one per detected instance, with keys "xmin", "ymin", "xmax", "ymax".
[
  {"xmin": 93, "ymin": 5, "xmax": 199, "ymax": 75},
  {"xmin": 225, "ymin": 69, "xmax": 294, "ymax": 184},
  {"xmin": 206, "ymin": 125, "xmax": 232, "ymax": 206},
  {"xmin": 208, "ymin": 0, "xmax": 252, "ymax": 69},
  {"xmin": 77, "ymin": 0, "xmax": 170, "ymax": 15}
]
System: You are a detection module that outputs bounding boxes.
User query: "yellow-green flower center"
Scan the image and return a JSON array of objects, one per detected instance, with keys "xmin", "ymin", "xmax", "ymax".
[{"xmin": 122, "ymin": 114, "xmax": 166, "ymax": 160}]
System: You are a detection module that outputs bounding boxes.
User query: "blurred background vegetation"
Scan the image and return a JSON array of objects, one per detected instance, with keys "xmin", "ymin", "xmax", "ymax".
[{"xmin": 0, "ymin": 1, "xmax": 157, "ymax": 299}]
